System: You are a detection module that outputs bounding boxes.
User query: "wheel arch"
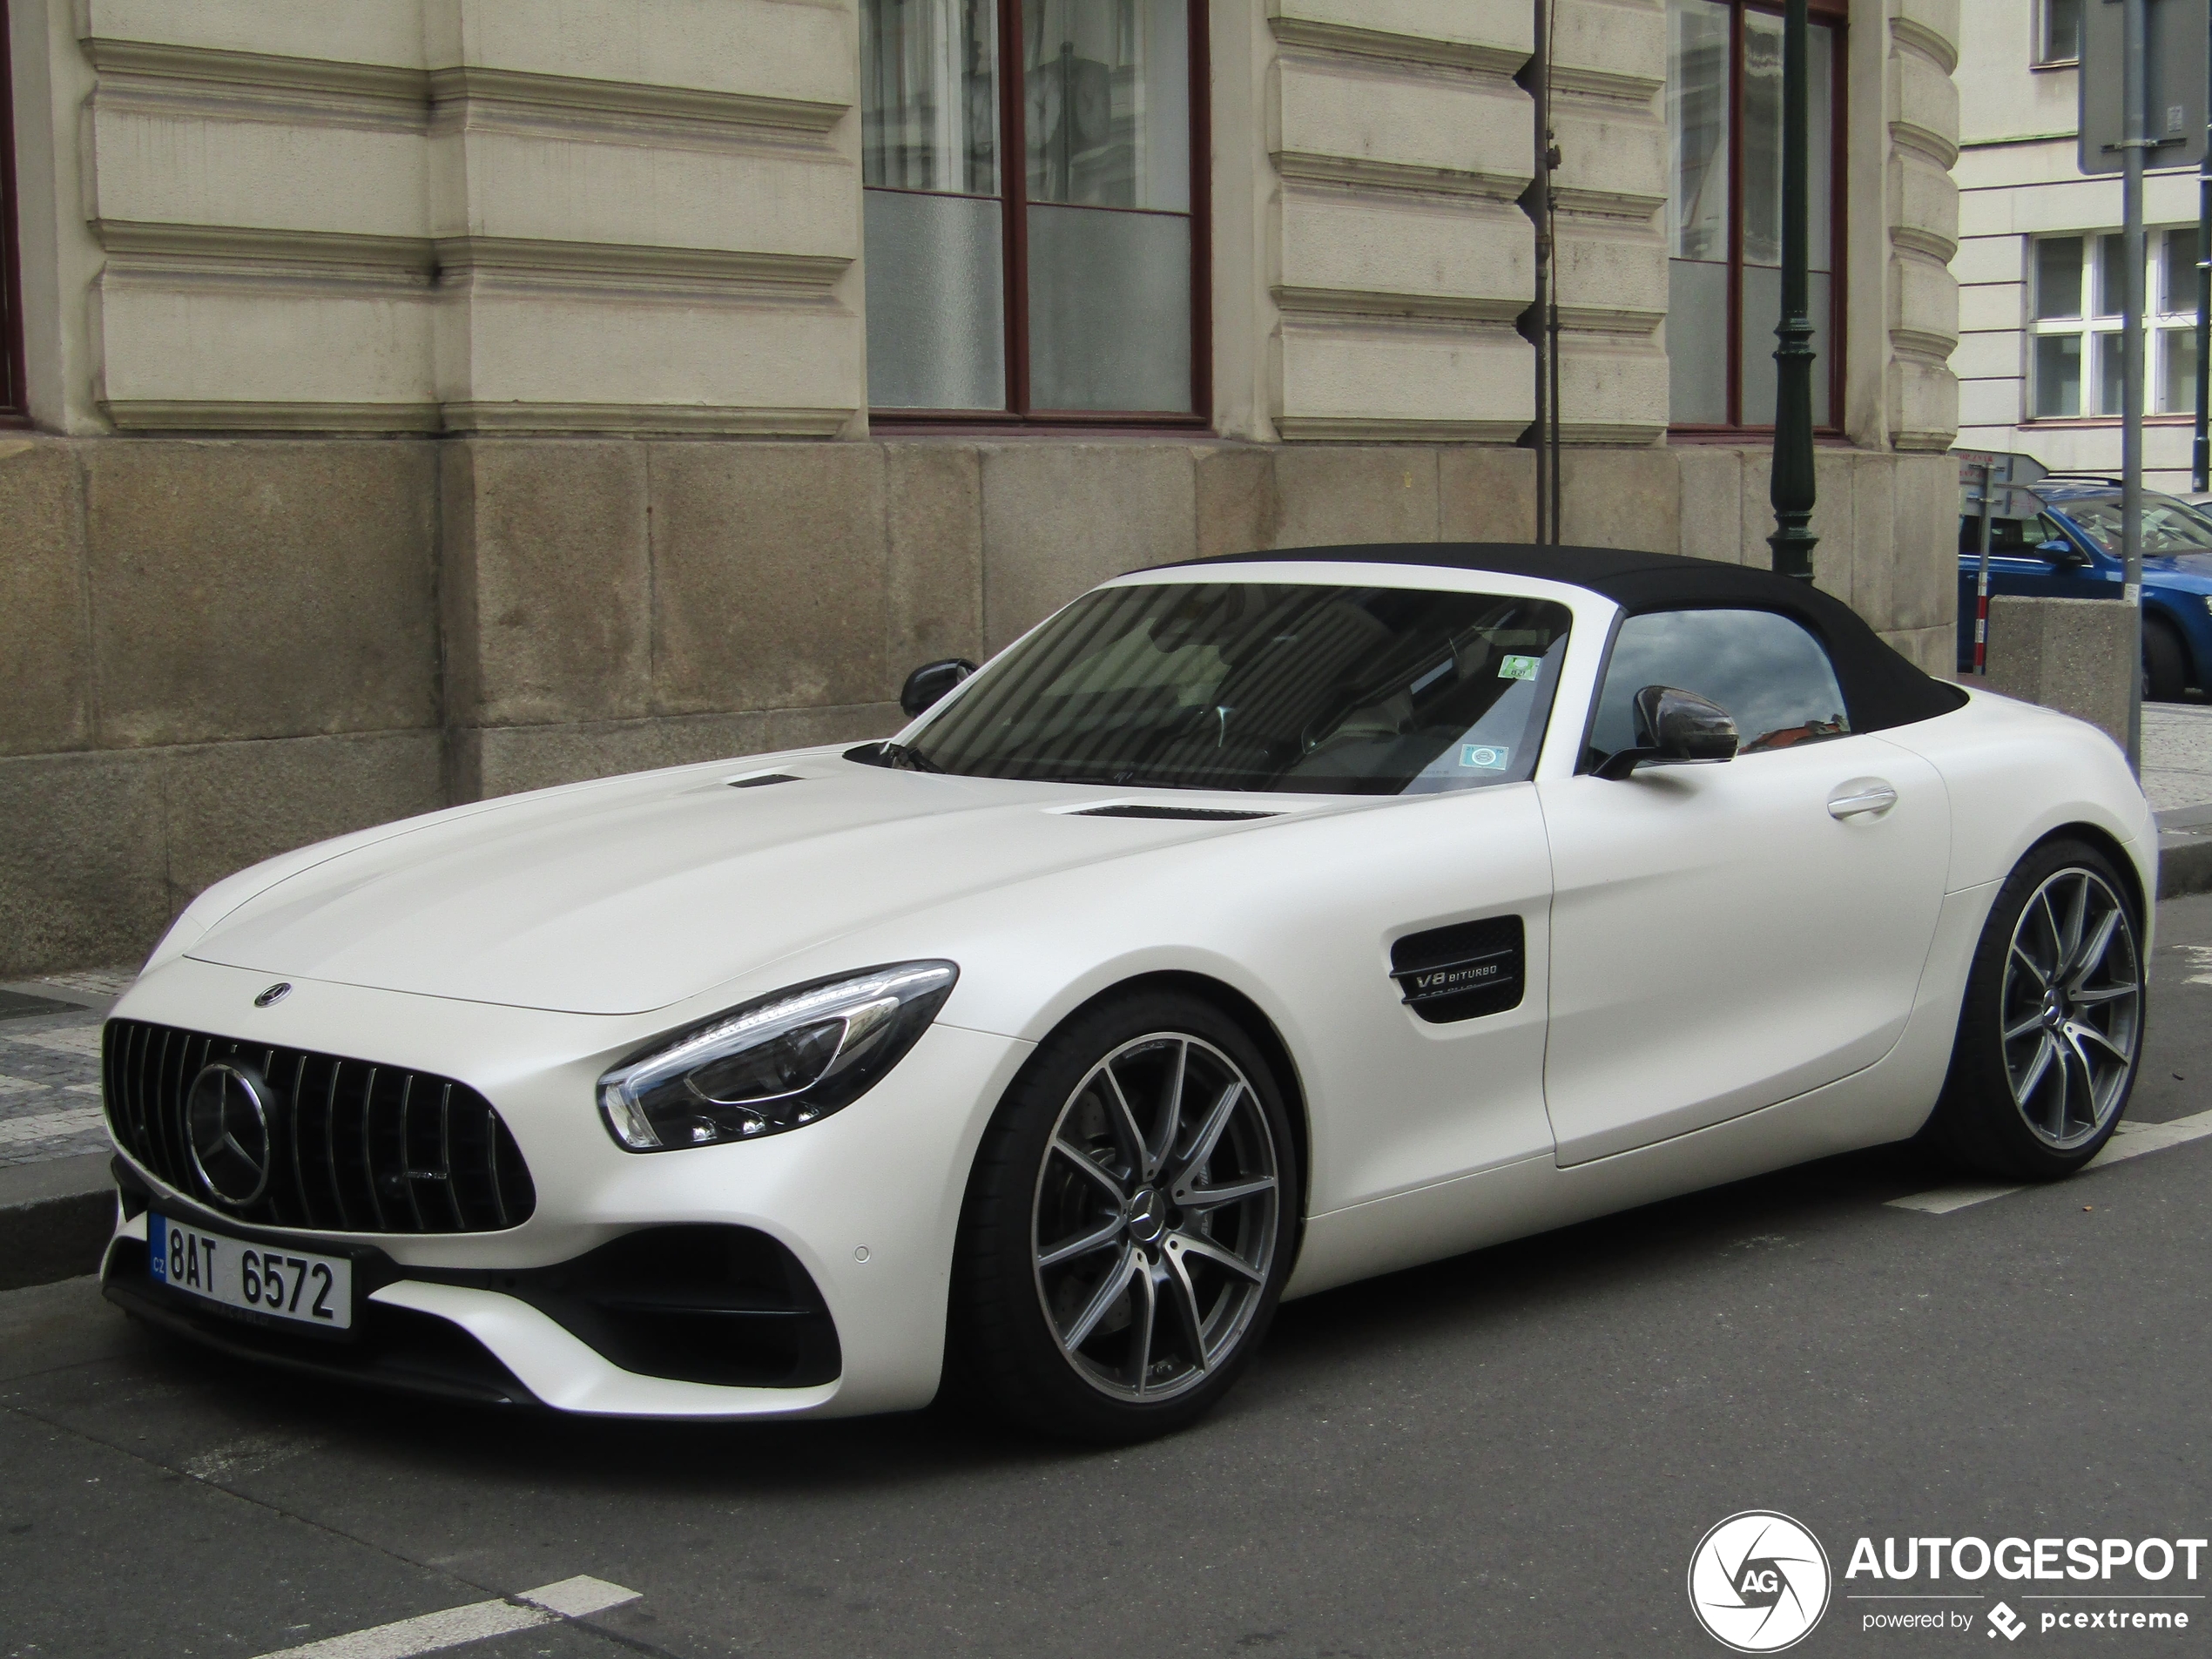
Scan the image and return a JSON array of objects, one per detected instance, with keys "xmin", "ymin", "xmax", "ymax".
[
  {"xmin": 2031, "ymin": 819, "xmax": 2148, "ymax": 924},
  {"xmin": 1030, "ymin": 969, "xmax": 1315, "ymax": 1258}
]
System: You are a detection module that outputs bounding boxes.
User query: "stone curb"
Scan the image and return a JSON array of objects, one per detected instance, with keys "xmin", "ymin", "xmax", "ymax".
[
  {"xmin": 2161, "ymin": 833, "xmax": 2212, "ymax": 900},
  {"xmin": 0, "ymin": 1152, "xmax": 113, "ymax": 1293}
]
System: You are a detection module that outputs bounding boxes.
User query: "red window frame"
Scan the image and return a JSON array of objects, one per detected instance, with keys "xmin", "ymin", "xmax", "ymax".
[
  {"xmin": 0, "ymin": 0, "xmax": 26, "ymax": 426},
  {"xmin": 867, "ymin": 0, "xmax": 1212, "ymax": 432},
  {"xmin": 1668, "ymin": 0, "xmax": 1848, "ymax": 439}
]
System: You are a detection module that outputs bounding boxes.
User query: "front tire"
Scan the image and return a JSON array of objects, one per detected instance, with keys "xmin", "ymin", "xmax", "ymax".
[
  {"xmin": 949, "ymin": 991, "xmax": 1298, "ymax": 1442},
  {"xmin": 2144, "ymin": 617, "xmax": 2189, "ymax": 703},
  {"xmin": 1926, "ymin": 839, "xmax": 2145, "ymax": 1180}
]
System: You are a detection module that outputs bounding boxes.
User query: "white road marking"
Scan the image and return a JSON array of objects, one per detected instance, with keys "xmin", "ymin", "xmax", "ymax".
[
  {"xmin": 1886, "ymin": 1109, "xmax": 2212, "ymax": 1214},
  {"xmin": 517, "ymin": 1578, "xmax": 641, "ymax": 1619},
  {"xmin": 0, "ymin": 1105, "xmax": 105, "ymax": 1145},
  {"xmin": 2178, "ymin": 944, "xmax": 2212, "ymax": 986},
  {"xmin": 1886, "ymin": 1182, "xmax": 2025, "ymax": 1215},
  {"xmin": 247, "ymin": 1578, "xmax": 638, "ymax": 1659}
]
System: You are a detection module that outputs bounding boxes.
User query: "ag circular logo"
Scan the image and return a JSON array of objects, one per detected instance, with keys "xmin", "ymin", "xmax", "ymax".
[
  {"xmin": 185, "ymin": 1062, "xmax": 274, "ymax": 1208},
  {"xmin": 1688, "ymin": 1511, "xmax": 1831, "ymax": 1652}
]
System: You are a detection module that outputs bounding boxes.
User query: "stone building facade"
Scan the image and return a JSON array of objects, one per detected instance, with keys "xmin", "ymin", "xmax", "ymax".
[
  {"xmin": 1952, "ymin": 0, "xmax": 2199, "ymax": 484},
  {"xmin": 1, "ymin": 0, "xmax": 1962, "ymax": 976}
]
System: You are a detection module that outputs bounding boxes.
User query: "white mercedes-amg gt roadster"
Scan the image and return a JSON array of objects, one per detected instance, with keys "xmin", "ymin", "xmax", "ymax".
[{"xmin": 100, "ymin": 543, "xmax": 2154, "ymax": 1440}]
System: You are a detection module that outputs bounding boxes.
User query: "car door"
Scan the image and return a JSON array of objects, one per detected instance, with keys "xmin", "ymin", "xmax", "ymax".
[
  {"xmin": 1956, "ymin": 509, "xmax": 2106, "ymax": 668},
  {"xmin": 1537, "ymin": 606, "xmax": 1952, "ymax": 1166}
]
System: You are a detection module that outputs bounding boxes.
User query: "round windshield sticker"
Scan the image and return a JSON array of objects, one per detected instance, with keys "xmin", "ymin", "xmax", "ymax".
[
  {"xmin": 1498, "ymin": 654, "xmax": 1541, "ymax": 681},
  {"xmin": 1459, "ymin": 744, "xmax": 1512, "ymax": 771}
]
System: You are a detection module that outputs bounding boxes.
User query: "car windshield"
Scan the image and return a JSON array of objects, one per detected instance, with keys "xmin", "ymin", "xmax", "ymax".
[
  {"xmin": 2059, "ymin": 495, "xmax": 2212, "ymax": 555},
  {"xmin": 903, "ymin": 582, "xmax": 1575, "ymax": 795}
]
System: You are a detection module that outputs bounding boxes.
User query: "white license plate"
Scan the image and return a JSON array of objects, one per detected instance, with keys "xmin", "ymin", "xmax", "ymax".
[{"xmin": 149, "ymin": 1213, "xmax": 354, "ymax": 1331}]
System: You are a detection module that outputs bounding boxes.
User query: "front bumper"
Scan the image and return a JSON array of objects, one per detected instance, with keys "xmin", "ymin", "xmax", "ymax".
[{"xmin": 101, "ymin": 956, "xmax": 1034, "ymax": 1419}]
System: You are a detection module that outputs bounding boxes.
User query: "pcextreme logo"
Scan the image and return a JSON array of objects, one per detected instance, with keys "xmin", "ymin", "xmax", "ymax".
[{"xmin": 1689, "ymin": 1511, "xmax": 1833, "ymax": 1652}]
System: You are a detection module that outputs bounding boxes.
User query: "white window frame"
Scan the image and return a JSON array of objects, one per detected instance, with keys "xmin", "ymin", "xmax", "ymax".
[
  {"xmin": 2026, "ymin": 228, "xmax": 2200, "ymax": 421},
  {"xmin": 2034, "ymin": 0, "xmax": 2080, "ymax": 66}
]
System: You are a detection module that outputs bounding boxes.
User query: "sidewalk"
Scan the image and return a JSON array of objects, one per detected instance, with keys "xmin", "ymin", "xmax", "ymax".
[
  {"xmin": 0, "ymin": 968, "xmax": 131, "ymax": 1168},
  {"xmin": 2141, "ymin": 701, "xmax": 2212, "ymax": 813}
]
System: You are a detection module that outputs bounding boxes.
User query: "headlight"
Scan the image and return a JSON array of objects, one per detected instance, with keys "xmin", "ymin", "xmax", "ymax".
[{"xmin": 598, "ymin": 961, "xmax": 958, "ymax": 1151}]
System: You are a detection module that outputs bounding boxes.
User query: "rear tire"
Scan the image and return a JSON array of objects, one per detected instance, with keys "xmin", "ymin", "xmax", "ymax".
[
  {"xmin": 948, "ymin": 990, "xmax": 1298, "ymax": 1443},
  {"xmin": 1925, "ymin": 839, "xmax": 2144, "ymax": 1180},
  {"xmin": 2144, "ymin": 617, "xmax": 2188, "ymax": 703}
]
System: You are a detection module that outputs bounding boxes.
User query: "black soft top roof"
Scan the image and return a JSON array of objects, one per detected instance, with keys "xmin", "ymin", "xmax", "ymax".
[{"xmin": 1157, "ymin": 541, "xmax": 1967, "ymax": 734}]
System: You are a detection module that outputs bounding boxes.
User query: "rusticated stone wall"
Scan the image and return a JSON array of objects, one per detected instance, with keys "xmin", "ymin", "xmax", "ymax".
[{"xmin": 0, "ymin": 432, "xmax": 1956, "ymax": 978}]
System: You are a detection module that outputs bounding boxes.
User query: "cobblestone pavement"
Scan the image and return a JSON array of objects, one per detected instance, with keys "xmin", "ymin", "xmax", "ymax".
[
  {"xmin": 0, "ymin": 969, "xmax": 132, "ymax": 1168},
  {"xmin": 2142, "ymin": 698, "xmax": 2212, "ymax": 813},
  {"xmin": 6, "ymin": 703, "xmax": 2211, "ymax": 1171}
]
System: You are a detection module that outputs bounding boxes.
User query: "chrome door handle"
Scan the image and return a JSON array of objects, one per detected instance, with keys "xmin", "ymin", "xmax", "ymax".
[{"xmin": 1827, "ymin": 780, "xmax": 1898, "ymax": 819}]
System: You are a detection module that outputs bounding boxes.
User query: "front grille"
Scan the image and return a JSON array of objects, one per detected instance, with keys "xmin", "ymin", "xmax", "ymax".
[{"xmin": 103, "ymin": 1020, "xmax": 536, "ymax": 1234}]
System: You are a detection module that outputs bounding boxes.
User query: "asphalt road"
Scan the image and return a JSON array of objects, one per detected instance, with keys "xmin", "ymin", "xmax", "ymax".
[{"xmin": 8, "ymin": 900, "xmax": 2212, "ymax": 1659}]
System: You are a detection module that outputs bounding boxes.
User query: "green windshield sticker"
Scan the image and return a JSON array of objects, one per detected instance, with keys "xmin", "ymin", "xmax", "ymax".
[
  {"xmin": 1498, "ymin": 654, "xmax": 1541, "ymax": 681},
  {"xmin": 1459, "ymin": 744, "xmax": 1512, "ymax": 771}
]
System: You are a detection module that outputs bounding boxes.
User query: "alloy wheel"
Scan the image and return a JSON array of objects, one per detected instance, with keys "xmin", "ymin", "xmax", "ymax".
[
  {"xmin": 1029, "ymin": 1033, "xmax": 1280, "ymax": 1402},
  {"xmin": 2000, "ymin": 867, "xmax": 2142, "ymax": 1150}
]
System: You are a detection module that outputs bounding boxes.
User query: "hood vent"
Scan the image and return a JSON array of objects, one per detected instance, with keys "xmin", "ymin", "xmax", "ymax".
[
  {"xmin": 1073, "ymin": 804, "xmax": 1278, "ymax": 822},
  {"xmin": 726, "ymin": 772, "xmax": 802, "ymax": 790}
]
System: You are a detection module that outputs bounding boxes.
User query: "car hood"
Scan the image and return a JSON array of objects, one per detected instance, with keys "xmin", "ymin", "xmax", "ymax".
[
  {"xmin": 2148, "ymin": 552, "xmax": 2212, "ymax": 590},
  {"xmin": 184, "ymin": 754, "xmax": 1306, "ymax": 1015}
]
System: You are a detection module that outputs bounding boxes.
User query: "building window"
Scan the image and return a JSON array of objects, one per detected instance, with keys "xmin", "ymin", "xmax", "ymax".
[
  {"xmin": 2035, "ymin": 0, "xmax": 2082, "ymax": 65},
  {"xmin": 1665, "ymin": 0, "xmax": 1845, "ymax": 432},
  {"xmin": 2028, "ymin": 229, "xmax": 2200, "ymax": 419},
  {"xmin": 0, "ymin": 0, "xmax": 25, "ymax": 424},
  {"xmin": 859, "ymin": 0, "xmax": 1208, "ymax": 423}
]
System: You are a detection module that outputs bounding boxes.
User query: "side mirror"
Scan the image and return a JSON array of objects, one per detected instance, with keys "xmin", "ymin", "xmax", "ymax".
[
  {"xmin": 900, "ymin": 658, "xmax": 978, "ymax": 718},
  {"xmin": 1595, "ymin": 685, "xmax": 1741, "ymax": 780},
  {"xmin": 2039, "ymin": 536, "xmax": 2090, "ymax": 568}
]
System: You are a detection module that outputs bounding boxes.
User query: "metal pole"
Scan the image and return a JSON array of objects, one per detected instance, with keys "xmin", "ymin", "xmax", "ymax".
[
  {"xmin": 2196, "ymin": 2, "xmax": 2210, "ymax": 493},
  {"xmin": 1768, "ymin": 0, "xmax": 1818, "ymax": 581},
  {"xmin": 1545, "ymin": 0, "xmax": 1562, "ymax": 550},
  {"xmin": 1974, "ymin": 462, "xmax": 1994, "ymax": 675},
  {"xmin": 2123, "ymin": 0, "xmax": 2148, "ymax": 773},
  {"xmin": 1530, "ymin": 0, "xmax": 1553, "ymax": 547}
]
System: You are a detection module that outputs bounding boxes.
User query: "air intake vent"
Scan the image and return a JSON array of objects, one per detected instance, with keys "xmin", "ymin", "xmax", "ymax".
[
  {"xmin": 727, "ymin": 772, "xmax": 801, "ymax": 789},
  {"xmin": 104, "ymin": 1021, "xmax": 536, "ymax": 1234},
  {"xmin": 1073, "ymin": 805, "xmax": 1278, "ymax": 822},
  {"xmin": 1389, "ymin": 916, "xmax": 1526, "ymax": 1024}
]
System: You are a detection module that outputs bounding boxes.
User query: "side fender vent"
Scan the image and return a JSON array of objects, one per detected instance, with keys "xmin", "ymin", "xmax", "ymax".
[
  {"xmin": 1390, "ymin": 915, "xmax": 1525, "ymax": 1024},
  {"xmin": 726, "ymin": 772, "xmax": 802, "ymax": 790},
  {"xmin": 1073, "ymin": 805, "xmax": 1278, "ymax": 822}
]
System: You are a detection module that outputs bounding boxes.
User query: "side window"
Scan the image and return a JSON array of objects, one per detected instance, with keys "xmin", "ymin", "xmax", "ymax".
[
  {"xmin": 1588, "ymin": 608, "xmax": 1850, "ymax": 764},
  {"xmin": 1959, "ymin": 514, "xmax": 2061, "ymax": 555}
]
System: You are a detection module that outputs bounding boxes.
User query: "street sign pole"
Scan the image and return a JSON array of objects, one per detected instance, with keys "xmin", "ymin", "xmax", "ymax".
[
  {"xmin": 2125, "ymin": 0, "xmax": 2148, "ymax": 775},
  {"xmin": 1974, "ymin": 462, "xmax": 1995, "ymax": 675},
  {"xmin": 1530, "ymin": 0, "xmax": 1555, "ymax": 548},
  {"xmin": 2197, "ymin": 0, "xmax": 2211, "ymax": 491}
]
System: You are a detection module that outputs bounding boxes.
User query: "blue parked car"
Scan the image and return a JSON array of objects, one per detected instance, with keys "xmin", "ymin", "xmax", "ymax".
[{"xmin": 1958, "ymin": 478, "xmax": 2212, "ymax": 700}]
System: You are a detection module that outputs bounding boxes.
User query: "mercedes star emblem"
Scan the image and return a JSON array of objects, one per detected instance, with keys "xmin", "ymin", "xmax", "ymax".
[
  {"xmin": 255, "ymin": 982, "xmax": 292, "ymax": 1008},
  {"xmin": 185, "ymin": 1062, "xmax": 274, "ymax": 1208}
]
